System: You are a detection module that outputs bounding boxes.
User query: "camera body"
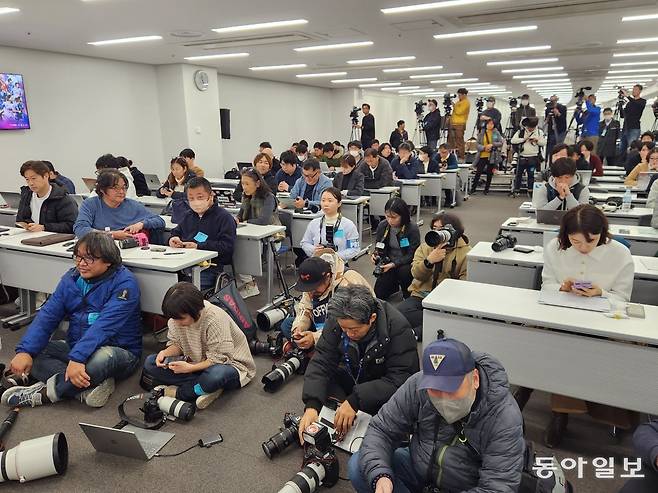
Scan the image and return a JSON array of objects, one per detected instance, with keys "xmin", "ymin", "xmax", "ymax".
[
  {"xmin": 372, "ymin": 244, "xmax": 391, "ymax": 277},
  {"xmin": 262, "ymin": 412, "xmax": 302, "ymax": 459},
  {"xmin": 249, "ymin": 330, "xmax": 284, "ymax": 357},
  {"xmin": 142, "ymin": 386, "xmax": 196, "ymax": 424},
  {"xmin": 491, "ymin": 234, "xmax": 517, "ymax": 252},
  {"xmin": 425, "ymin": 224, "xmax": 458, "ymax": 249}
]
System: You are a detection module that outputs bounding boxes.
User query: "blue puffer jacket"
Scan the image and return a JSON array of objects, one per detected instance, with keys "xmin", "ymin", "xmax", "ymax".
[
  {"xmin": 16, "ymin": 265, "xmax": 142, "ymax": 363},
  {"xmin": 359, "ymin": 352, "xmax": 525, "ymax": 493}
]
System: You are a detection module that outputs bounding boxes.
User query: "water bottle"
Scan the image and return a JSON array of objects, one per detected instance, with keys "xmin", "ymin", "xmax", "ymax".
[{"xmin": 622, "ymin": 187, "xmax": 632, "ymax": 212}]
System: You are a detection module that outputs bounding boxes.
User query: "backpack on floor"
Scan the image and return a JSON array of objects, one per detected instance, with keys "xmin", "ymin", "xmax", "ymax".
[
  {"xmin": 206, "ymin": 279, "xmax": 257, "ymax": 341},
  {"xmin": 519, "ymin": 440, "xmax": 573, "ymax": 493}
]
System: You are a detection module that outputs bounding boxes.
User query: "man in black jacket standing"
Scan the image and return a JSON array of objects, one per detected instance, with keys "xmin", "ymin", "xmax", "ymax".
[
  {"xmin": 389, "ymin": 120, "xmax": 408, "ymax": 151},
  {"xmin": 544, "ymin": 94, "xmax": 568, "ymax": 162},
  {"xmin": 480, "ymin": 96, "xmax": 503, "ymax": 132},
  {"xmin": 597, "ymin": 107, "xmax": 621, "ymax": 167},
  {"xmin": 298, "ymin": 285, "xmax": 418, "ymax": 443},
  {"xmin": 619, "ymin": 84, "xmax": 647, "ymax": 163},
  {"xmin": 358, "ymin": 103, "xmax": 376, "ymax": 150},
  {"xmin": 423, "ymin": 99, "xmax": 442, "ymax": 150}
]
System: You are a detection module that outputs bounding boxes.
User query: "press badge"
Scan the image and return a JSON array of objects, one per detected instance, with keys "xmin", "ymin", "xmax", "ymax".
[
  {"xmin": 400, "ymin": 237, "xmax": 410, "ymax": 248},
  {"xmin": 347, "ymin": 239, "xmax": 359, "ymax": 249},
  {"xmin": 194, "ymin": 231, "xmax": 209, "ymax": 243},
  {"xmin": 88, "ymin": 312, "xmax": 100, "ymax": 325},
  {"xmin": 334, "ymin": 229, "xmax": 344, "ymax": 239}
]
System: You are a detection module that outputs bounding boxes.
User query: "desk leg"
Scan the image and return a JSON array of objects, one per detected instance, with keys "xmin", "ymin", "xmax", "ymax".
[
  {"xmin": 191, "ymin": 266, "xmax": 201, "ymax": 288},
  {"xmin": 415, "ymin": 187, "xmax": 422, "ymax": 225},
  {"xmin": 2, "ymin": 289, "xmax": 37, "ymax": 330},
  {"xmin": 266, "ymin": 240, "xmax": 273, "ymax": 302}
]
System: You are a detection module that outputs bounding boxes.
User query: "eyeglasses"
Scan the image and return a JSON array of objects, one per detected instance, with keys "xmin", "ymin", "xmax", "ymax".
[
  {"xmin": 108, "ymin": 185, "xmax": 129, "ymax": 192},
  {"xmin": 73, "ymin": 254, "xmax": 98, "ymax": 265},
  {"xmin": 303, "ymin": 171, "xmax": 319, "ymax": 179}
]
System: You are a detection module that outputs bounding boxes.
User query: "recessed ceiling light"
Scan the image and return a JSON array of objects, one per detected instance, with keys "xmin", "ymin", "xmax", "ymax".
[
  {"xmin": 331, "ymin": 78, "xmax": 378, "ymax": 84},
  {"xmin": 294, "ymin": 41, "xmax": 373, "ymax": 52},
  {"xmin": 183, "ymin": 52, "xmax": 249, "ymax": 61},
  {"xmin": 610, "ymin": 60, "xmax": 658, "ymax": 67},
  {"xmin": 613, "ymin": 51, "xmax": 658, "ymax": 57},
  {"xmin": 617, "ymin": 36, "xmax": 658, "ymax": 44},
  {"xmin": 487, "ymin": 57, "xmax": 558, "ymax": 66},
  {"xmin": 430, "ymin": 78, "xmax": 478, "ymax": 84},
  {"xmin": 249, "ymin": 63, "xmax": 307, "ymax": 71},
  {"xmin": 434, "ymin": 25, "xmax": 537, "ymax": 40},
  {"xmin": 359, "ymin": 82, "xmax": 402, "ymax": 87},
  {"xmin": 608, "ymin": 68, "xmax": 658, "ymax": 74},
  {"xmin": 88, "ymin": 35, "xmax": 162, "ymax": 46},
  {"xmin": 381, "ymin": 0, "xmax": 501, "ymax": 14},
  {"xmin": 212, "ymin": 19, "xmax": 308, "ymax": 34},
  {"xmin": 446, "ymin": 82, "xmax": 493, "ymax": 87},
  {"xmin": 296, "ymin": 72, "xmax": 348, "ymax": 78},
  {"xmin": 383, "ymin": 65, "xmax": 444, "ymax": 73},
  {"xmin": 622, "ymin": 14, "xmax": 658, "ymax": 22},
  {"xmin": 467, "ymin": 45, "xmax": 550, "ymax": 56},
  {"xmin": 347, "ymin": 56, "xmax": 416, "ymax": 65},
  {"xmin": 381, "ymin": 85, "xmax": 420, "ymax": 91},
  {"xmin": 605, "ymin": 74, "xmax": 657, "ymax": 78},
  {"xmin": 410, "ymin": 72, "xmax": 463, "ymax": 79},
  {"xmin": 0, "ymin": 7, "xmax": 19, "ymax": 15},
  {"xmin": 501, "ymin": 66, "xmax": 563, "ymax": 73},
  {"xmin": 513, "ymin": 73, "xmax": 567, "ymax": 79},
  {"xmin": 399, "ymin": 88, "xmax": 434, "ymax": 93},
  {"xmin": 520, "ymin": 78, "xmax": 570, "ymax": 84}
]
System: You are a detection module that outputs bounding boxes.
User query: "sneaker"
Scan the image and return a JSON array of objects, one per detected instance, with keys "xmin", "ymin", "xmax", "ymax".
[
  {"xmin": 1, "ymin": 382, "xmax": 46, "ymax": 408},
  {"xmin": 195, "ymin": 388, "xmax": 224, "ymax": 410},
  {"xmin": 238, "ymin": 281, "xmax": 260, "ymax": 299},
  {"xmin": 79, "ymin": 378, "xmax": 115, "ymax": 408}
]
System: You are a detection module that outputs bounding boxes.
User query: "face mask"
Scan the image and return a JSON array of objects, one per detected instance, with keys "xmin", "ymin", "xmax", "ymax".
[
  {"xmin": 189, "ymin": 198, "xmax": 211, "ymax": 214},
  {"xmin": 297, "ymin": 154, "xmax": 305, "ymax": 161},
  {"xmin": 604, "ymin": 117, "xmax": 612, "ymax": 123},
  {"xmin": 349, "ymin": 150, "xmax": 360, "ymax": 158},
  {"xmin": 486, "ymin": 102, "xmax": 494, "ymax": 109},
  {"xmin": 521, "ymin": 100, "xmax": 529, "ymax": 106},
  {"xmin": 428, "ymin": 381, "xmax": 476, "ymax": 424}
]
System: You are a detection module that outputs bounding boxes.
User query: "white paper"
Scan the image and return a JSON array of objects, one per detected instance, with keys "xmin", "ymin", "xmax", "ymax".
[
  {"xmin": 538, "ymin": 289, "xmax": 611, "ymax": 313},
  {"xmin": 317, "ymin": 406, "xmax": 372, "ymax": 454}
]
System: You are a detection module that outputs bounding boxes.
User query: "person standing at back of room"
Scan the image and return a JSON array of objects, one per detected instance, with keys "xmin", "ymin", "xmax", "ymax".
[
  {"xmin": 423, "ymin": 99, "xmax": 442, "ymax": 150},
  {"xmin": 179, "ymin": 148, "xmax": 205, "ymax": 177},
  {"xmin": 449, "ymin": 88, "xmax": 470, "ymax": 160},
  {"xmin": 357, "ymin": 103, "xmax": 375, "ymax": 150},
  {"xmin": 618, "ymin": 84, "xmax": 647, "ymax": 164}
]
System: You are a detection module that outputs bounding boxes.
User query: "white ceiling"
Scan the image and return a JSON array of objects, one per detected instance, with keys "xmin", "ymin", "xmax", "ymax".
[{"xmin": 2, "ymin": 0, "xmax": 658, "ymax": 104}]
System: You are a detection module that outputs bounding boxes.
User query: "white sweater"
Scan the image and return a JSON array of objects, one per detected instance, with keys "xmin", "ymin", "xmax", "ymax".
[
  {"xmin": 541, "ymin": 237, "xmax": 634, "ymax": 303},
  {"xmin": 300, "ymin": 214, "xmax": 360, "ymax": 261}
]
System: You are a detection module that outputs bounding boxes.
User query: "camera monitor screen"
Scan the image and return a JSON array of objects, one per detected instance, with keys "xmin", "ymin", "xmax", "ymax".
[{"xmin": 0, "ymin": 73, "xmax": 31, "ymax": 130}]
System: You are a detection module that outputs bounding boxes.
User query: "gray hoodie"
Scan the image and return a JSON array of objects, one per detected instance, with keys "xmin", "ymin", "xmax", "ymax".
[
  {"xmin": 531, "ymin": 174, "xmax": 590, "ymax": 210},
  {"xmin": 358, "ymin": 352, "xmax": 524, "ymax": 493}
]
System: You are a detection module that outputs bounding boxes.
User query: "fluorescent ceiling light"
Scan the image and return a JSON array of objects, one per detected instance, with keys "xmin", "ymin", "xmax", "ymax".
[
  {"xmin": 359, "ymin": 82, "xmax": 402, "ymax": 87},
  {"xmin": 610, "ymin": 60, "xmax": 658, "ymax": 66},
  {"xmin": 501, "ymin": 66, "xmax": 563, "ymax": 73},
  {"xmin": 467, "ymin": 45, "xmax": 550, "ymax": 56},
  {"xmin": 249, "ymin": 63, "xmax": 307, "ymax": 71},
  {"xmin": 434, "ymin": 25, "xmax": 536, "ymax": 40},
  {"xmin": 382, "ymin": 85, "xmax": 420, "ymax": 91},
  {"xmin": 347, "ymin": 56, "xmax": 416, "ymax": 65},
  {"xmin": 528, "ymin": 84, "xmax": 572, "ymax": 89},
  {"xmin": 446, "ymin": 82, "xmax": 494, "ymax": 87},
  {"xmin": 521, "ymin": 78, "xmax": 570, "ymax": 84},
  {"xmin": 487, "ymin": 57, "xmax": 558, "ymax": 66},
  {"xmin": 383, "ymin": 65, "xmax": 443, "ymax": 73},
  {"xmin": 213, "ymin": 19, "xmax": 308, "ymax": 34},
  {"xmin": 617, "ymin": 36, "xmax": 658, "ymax": 44},
  {"xmin": 399, "ymin": 89, "xmax": 434, "ymax": 93},
  {"xmin": 183, "ymin": 52, "xmax": 249, "ymax": 61},
  {"xmin": 604, "ymin": 74, "xmax": 657, "ymax": 78},
  {"xmin": 410, "ymin": 72, "xmax": 462, "ymax": 79},
  {"xmin": 613, "ymin": 51, "xmax": 658, "ymax": 57},
  {"xmin": 514, "ymin": 73, "xmax": 567, "ymax": 79},
  {"xmin": 431, "ymin": 78, "xmax": 478, "ymax": 84},
  {"xmin": 608, "ymin": 68, "xmax": 658, "ymax": 74},
  {"xmin": 296, "ymin": 72, "xmax": 348, "ymax": 78},
  {"xmin": 0, "ymin": 7, "xmax": 19, "ymax": 15},
  {"xmin": 622, "ymin": 13, "xmax": 658, "ymax": 22},
  {"xmin": 381, "ymin": 0, "xmax": 500, "ymax": 14},
  {"xmin": 294, "ymin": 41, "xmax": 373, "ymax": 52},
  {"xmin": 88, "ymin": 35, "xmax": 162, "ymax": 46},
  {"xmin": 331, "ymin": 78, "xmax": 377, "ymax": 84}
]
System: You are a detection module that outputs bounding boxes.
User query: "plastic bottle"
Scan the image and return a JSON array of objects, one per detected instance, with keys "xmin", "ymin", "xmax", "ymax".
[{"xmin": 622, "ymin": 187, "xmax": 632, "ymax": 212}]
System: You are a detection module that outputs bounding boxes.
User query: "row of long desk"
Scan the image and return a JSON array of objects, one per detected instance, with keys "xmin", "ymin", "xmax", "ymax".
[
  {"xmin": 517, "ymin": 202, "xmax": 654, "ymax": 226},
  {"xmin": 422, "ymin": 279, "xmax": 658, "ymax": 414}
]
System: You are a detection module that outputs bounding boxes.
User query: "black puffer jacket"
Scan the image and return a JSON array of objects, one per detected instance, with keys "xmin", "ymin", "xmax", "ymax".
[
  {"xmin": 16, "ymin": 183, "xmax": 78, "ymax": 233},
  {"xmin": 358, "ymin": 352, "xmax": 525, "ymax": 493},
  {"xmin": 302, "ymin": 299, "xmax": 419, "ymax": 415}
]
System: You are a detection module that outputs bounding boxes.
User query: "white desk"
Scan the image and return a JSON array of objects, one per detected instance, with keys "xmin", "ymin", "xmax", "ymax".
[
  {"xmin": 499, "ymin": 217, "xmax": 658, "ymax": 256},
  {"xmin": 0, "ymin": 207, "xmax": 17, "ymax": 227},
  {"xmin": 418, "ymin": 173, "xmax": 447, "ymax": 211},
  {"xmin": 0, "ymin": 230, "xmax": 217, "ymax": 323},
  {"xmin": 365, "ymin": 186, "xmax": 399, "ymax": 218},
  {"xmin": 600, "ymin": 169, "xmax": 625, "ymax": 177},
  {"xmin": 342, "ymin": 196, "xmax": 369, "ymax": 246},
  {"xmin": 589, "ymin": 183, "xmax": 634, "ymax": 193},
  {"xmin": 278, "ymin": 209, "xmax": 323, "ymax": 247},
  {"xmin": 422, "ymin": 279, "xmax": 658, "ymax": 414},
  {"xmin": 517, "ymin": 202, "xmax": 654, "ymax": 226},
  {"xmin": 592, "ymin": 175, "xmax": 624, "ymax": 184},
  {"xmin": 396, "ymin": 179, "xmax": 426, "ymax": 225},
  {"xmin": 590, "ymin": 192, "xmax": 646, "ymax": 206},
  {"xmin": 467, "ymin": 241, "xmax": 658, "ymax": 305},
  {"xmin": 206, "ymin": 178, "xmax": 240, "ymax": 190}
]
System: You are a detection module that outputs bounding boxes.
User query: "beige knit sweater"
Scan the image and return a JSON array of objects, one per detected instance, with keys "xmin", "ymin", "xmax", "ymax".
[{"xmin": 166, "ymin": 301, "xmax": 256, "ymax": 387}]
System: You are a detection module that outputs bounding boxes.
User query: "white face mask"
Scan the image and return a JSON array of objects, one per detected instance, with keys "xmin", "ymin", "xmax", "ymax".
[
  {"xmin": 604, "ymin": 116, "xmax": 612, "ymax": 123},
  {"xmin": 297, "ymin": 154, "xmax": 305, "ymax": 161},
  {"xmin": 521, "ymin": 100, "xmax": 529, "ymax": 106},
  {"xmin": 349, "ymin": 150, "xmax": 360, "ymax": 158},
  {"xmin": 429, "ymin": 383, "xmax": 476, "ymax": 424}
]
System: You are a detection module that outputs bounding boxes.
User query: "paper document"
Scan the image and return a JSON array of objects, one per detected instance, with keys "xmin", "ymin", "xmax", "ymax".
[
  {"xmin": 317, "ymin": 406, "xmax": 372, "ymax": 454},
  {"xmin": 640, "ymin": 257, "xmax": 658, "ymax": 272},
  {"xmin": 538, "ymin": 289, "xmax": 611, "ymax": 313}
]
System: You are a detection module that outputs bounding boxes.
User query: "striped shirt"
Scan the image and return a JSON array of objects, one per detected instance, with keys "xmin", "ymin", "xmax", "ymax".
[{"xmin": 166, "ymin": 301, "xmax": 256, "ymax": 387}]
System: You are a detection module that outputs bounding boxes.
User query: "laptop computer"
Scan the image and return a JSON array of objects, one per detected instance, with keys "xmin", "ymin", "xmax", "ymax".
[
  {"xmin": 144, "ymin": 174, "xmax": 162, "ymax": 191},
  {"xmin": 636, "ymin": 171, "xmax": 657, "ymax": 192},
  {"xmin": 215, "ymin": 189, "xmax": 236, "ymax": 207},
  {"xmin": 82, "ymin": 177, "xmax": 97, "ymax": 193},
  {"xmin": 79, "ymin": 422, "xmax": 174, "ymax": 461},
  {"xmin": 536, "ymin": 208, "xmax": 567, "ymax": 225},
  {"xmin": 237, "ymin": 162, "xmax": 252, "ymax": 170},
  {"xmin": 317, "ymin": 406, "xmax": 372, "ymax": 454},
  {"xmin": 0, "ymin": 191, "xmax": 21, "ymax": 209},
  {"xmin": 577, "ymin": 170, "xmax": 592, "ymax": 186}
]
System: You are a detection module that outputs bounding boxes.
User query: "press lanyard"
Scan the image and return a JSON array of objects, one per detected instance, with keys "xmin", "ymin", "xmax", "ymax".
[{"xmin": 341, "ymin": 333, "xmax": 364, "ymax": 384}]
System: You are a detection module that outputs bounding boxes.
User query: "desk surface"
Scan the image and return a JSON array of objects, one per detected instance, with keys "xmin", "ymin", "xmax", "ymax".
[
  {"xmin": 366, "ymin": 186, "xmax": 399, "ymax": 194},
  {"xmin": 458, "ymin": 163, "xmax": 472, "ymax": 169},
  {"xmin": 519, "ymin": 202, "xmax": 653, "ymax": 218},
  {"xmin": 501, "ymin": 217, "xmax": 658, "ymax": 239},
  {"xmin": 206, "ymin": 177, "xmax": 240, "ymax": 185},
  {"xmin": 161, "ymin": 215, "xmax": 286, "ymax": 240},
  {"xmin": 396, "ymin": 179, "xmax": 427, "ymax": 185},
  {"xmin": 0, "ymin": 230, "xmax": 217, "ymax": 272},
  {"xmin": 417, "ymin": 173, "xmax": 448, "ymax": 179},
  {"xmin": 423, "ymin": 279, "xmax": 658, "ymax": 345}
]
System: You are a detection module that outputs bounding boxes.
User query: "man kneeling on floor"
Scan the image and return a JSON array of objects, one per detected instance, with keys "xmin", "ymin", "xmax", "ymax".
[
  {"xmin": 3, "ymin": 232, "xmax": 142, "ymax": 408},
  {"xmin": 143, "ymin": 282, "xmax": 256, "ymax": 409}
]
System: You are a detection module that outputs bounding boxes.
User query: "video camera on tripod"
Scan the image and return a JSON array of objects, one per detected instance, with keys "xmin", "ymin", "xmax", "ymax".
[
  {"xmin": 574, "ymin": 86, "xmax": 592, "ymax": 111},
  {"xmin": 414, "ymin": 99, "xmax": 427, "ymax": 117},
  {"xmin": 508, "ymin": 97, "xmax": 519, "ymax": 110},
  {"xmin": 349, "ymin": 106, "xmax": 360, "ymax": 125},
  {"xmin": 443, "ymin": 93, "xmax": 455, "ymax": 116},
  {"xmin": 475, "ymin": 97, "xmax": 485, "ymax": 113}
]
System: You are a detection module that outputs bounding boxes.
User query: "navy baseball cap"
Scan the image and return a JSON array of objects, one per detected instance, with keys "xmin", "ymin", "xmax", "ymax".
[
  {"xmin": 296, "ymin": 257, "xmax": 331, "ymax": 292},
  {"xmin": 419, "ymin": 338, "xmax": 476, "ymax": 393}
]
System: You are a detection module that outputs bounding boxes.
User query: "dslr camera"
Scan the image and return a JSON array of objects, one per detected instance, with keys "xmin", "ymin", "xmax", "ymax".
[
  {"xmin": 425, "ymin": 224, "xmax": 458, "ymax": 249},
  {"xmin": 491, "ymin": 234, "xmax": 517, "ymax": 252},
  {"xmin": 415, "ymin": 99, "xmax": 427, "ymax": 116},
  {"xmin": 262, "ymin": 412, "xmax": 302, "ymax": 459},
  {"xmin": 372, "ymin": 244, "xmax": 391, "ymax": 277},
  {"xmin": 277, "ymin": 424, "xmax": 339, "ymax": 493},
  {"xmin": 262, "ymin": 345, "xmax": 311, "ymax": 393},
  {"xmin": 249, "ymin": 330, "xmax": 284, "ymax": 357},
  {"xmin": 350, "ymin": 106, "xmax": 360, "ymax": 124}
]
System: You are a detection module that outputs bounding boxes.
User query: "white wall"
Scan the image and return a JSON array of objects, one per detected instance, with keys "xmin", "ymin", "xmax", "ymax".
[{"xmin": 0, "ymin": 46, "xmax": 165, "ymax": 192}]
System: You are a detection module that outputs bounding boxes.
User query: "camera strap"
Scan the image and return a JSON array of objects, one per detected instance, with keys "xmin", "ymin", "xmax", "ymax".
[{"xmin": 117, "ymin": 392, "xmax": 167, "ymax": 430}]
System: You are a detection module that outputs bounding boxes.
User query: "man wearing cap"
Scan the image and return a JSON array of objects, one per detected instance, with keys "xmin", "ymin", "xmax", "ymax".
[
  {"xmin": 479, "ymin": 97, "xmax": 502, "ymax": 132},
  {"xmin": 279, "ymin": 253, "xmax": 372, "ymax": 350},
  {"xmin": 299, "ymin": 285, "xmax": 418, "ymax": 444},
  {"xmin": 350, "ymin": 338, "xmax": 525, "ymax": 493}
]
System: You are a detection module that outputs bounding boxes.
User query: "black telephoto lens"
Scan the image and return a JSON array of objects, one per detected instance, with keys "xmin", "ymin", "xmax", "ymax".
[{"xmin": 262, "ymin": 426, "xmax": 298, "ymax": 459}]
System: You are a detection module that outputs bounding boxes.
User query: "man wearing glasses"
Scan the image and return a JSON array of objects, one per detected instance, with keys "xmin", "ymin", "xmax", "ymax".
[
  {"xmin": 2, "ymin": 232, "xmax": 142, "ymax": 409},
  {"xmin": 288, "ymin": 158, "xmax": 333, "ymax": 211}
]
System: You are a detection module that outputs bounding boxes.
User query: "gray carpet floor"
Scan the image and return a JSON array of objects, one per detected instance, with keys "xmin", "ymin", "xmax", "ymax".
[{"xmin": 0, "ymin": 191, "xmax": 637, "ymax": 493}]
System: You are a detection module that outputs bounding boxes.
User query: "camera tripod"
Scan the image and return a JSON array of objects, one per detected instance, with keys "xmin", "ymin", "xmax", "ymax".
[
  {"xmin": 500, "ymin": 109, "xmax": 517, "ymax": 172},
  {"xmin": 349, "ymin": 119, "xmax": 360, "ymax": 143},
  {"xmin": 412, "ymin": 115, "xmax": 427, "ymax": 146}
]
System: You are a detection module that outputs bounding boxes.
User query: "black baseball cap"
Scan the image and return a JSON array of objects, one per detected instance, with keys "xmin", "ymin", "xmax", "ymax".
[{"xmin": 296, "ymin": 257, "xmax": 331, "ymax": 292}]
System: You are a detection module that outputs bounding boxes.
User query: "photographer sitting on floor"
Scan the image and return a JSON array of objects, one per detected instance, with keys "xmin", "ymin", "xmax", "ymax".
[{"xmin": 298, "ymin": 285, "xmax": 418, "ymax": 443}]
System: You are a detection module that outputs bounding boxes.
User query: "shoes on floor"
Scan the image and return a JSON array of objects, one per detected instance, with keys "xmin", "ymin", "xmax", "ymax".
[
  {"xmin": 196, "ymin": 388, "xmax": 224, "ymax": 410},
  {"xmin": 79, "ymin": 378, "xmax": 115, "ymax": 408},
  {"xmin": 238, "ymin": 281, "xmax": 260, "ymax": 299},
  {"xmin": 2, "ymin": 382, "xmax": 46, "ymax": 408}
]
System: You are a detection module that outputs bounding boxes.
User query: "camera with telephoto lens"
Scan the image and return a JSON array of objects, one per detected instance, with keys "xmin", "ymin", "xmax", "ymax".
[
  {"xmin": 425, "ymin": 224, "xmax": 458, "ymax": 249},
  {"xmin": 277, "ymin": 424, "xmax": 339, "ymax": 493},
  {"xmin": 349, "ymin": 106, "xmax": 360, "ymax": 124},
  {"xmin": 414, "ymin": 99, "xmax": 427, "ymax": 116},
  {"xmin": 491, "ymin": 234, "xmax": 517, "ymax": 252},
  {"xmin": 262, "ymin": 346, "xmax": 311, "ymax": 393},
  {"xmin": 249, "ymin": 330, "xmax": 284, "ymax": 357},
  {"xmin": 262, "ymin": 412, "xmax": 302, "ymax": 459},
  {"xmin": 142, "ymin": 386, "xmax": 196, "ymax": 424}
]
